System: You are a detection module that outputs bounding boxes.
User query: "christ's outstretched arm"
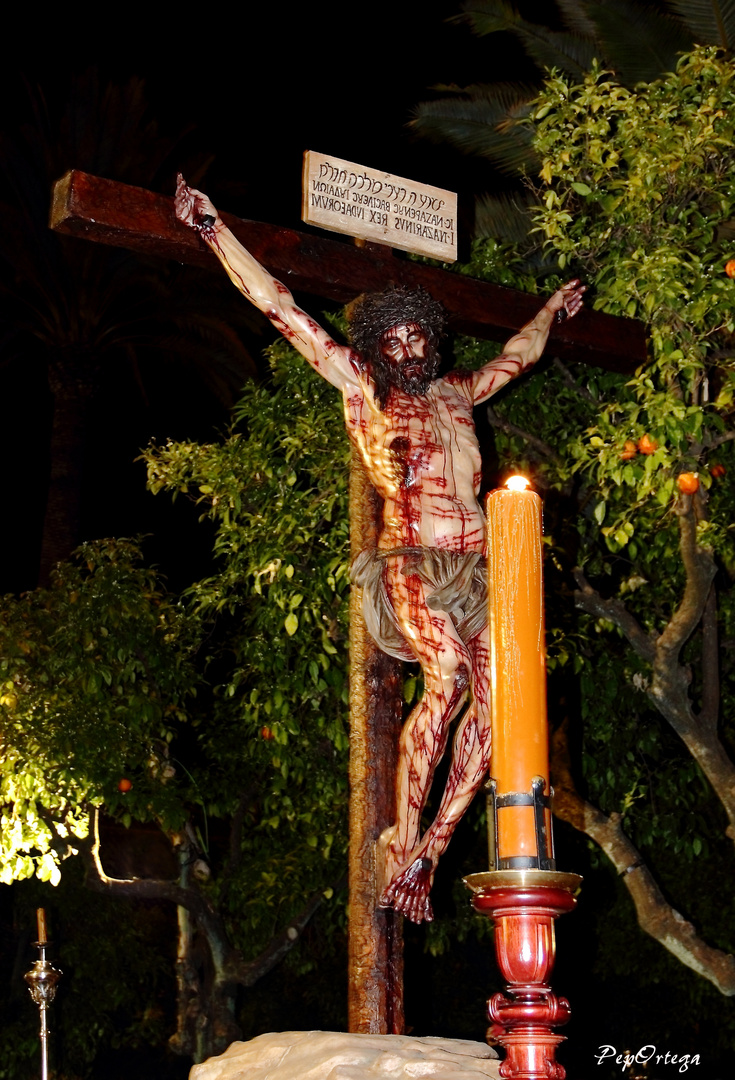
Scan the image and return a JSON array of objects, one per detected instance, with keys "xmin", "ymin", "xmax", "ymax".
[
  {"xmin": 175, "ymin": 177, "xmax": 360, "ymax": 392},
  {"xmin": 469, "ymin": 279, "xmax": 586, "ymax": 404}
]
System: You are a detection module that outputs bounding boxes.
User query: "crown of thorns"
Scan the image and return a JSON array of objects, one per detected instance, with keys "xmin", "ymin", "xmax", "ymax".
[{"xmin": 347, "ymin": 286, "xmax": 447, "ymax": 355}]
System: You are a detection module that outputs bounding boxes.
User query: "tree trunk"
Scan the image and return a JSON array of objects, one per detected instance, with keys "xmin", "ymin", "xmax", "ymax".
[{"xmin": 82, "ymin": 810, "xmax": 331, "ymax": 1062}]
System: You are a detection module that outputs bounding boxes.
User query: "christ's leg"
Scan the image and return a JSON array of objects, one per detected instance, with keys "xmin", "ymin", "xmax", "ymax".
[
  {"xmin": 377, "ymin": 557, "xmax": 472, "ymax": 921},
  {"xmin": 381, "ymin": 625, "xmax": 492, "ymax": 922}
]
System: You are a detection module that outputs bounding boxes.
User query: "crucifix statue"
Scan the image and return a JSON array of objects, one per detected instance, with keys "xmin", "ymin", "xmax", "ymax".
[{"xmin": 175, "ymin": 177, "xmax": 585, "ymax": 924}]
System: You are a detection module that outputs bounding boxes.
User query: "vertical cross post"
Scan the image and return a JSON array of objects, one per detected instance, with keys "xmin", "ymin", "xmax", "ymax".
[{"xmin": 348, "ymin": 454, "xmax": 404, "ymax": 1032}]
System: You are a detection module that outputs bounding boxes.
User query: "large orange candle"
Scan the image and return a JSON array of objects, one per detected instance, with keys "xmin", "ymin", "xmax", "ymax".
[{"xmin": 487, "ymin": 477, "xmax": 550, "ymax": 865}]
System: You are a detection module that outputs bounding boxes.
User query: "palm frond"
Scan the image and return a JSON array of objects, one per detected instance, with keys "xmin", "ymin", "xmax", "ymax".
[
  {"xmin": 457, "ymin": 0, "xmax": 527, "ymax": 36},
  {"xmin": 585, "ymin": 1, "xmax": 694, "ymax": 83},
  {"xmin": 513, "ymin": 25, "xmax": 599, "ymax": 76},
  {"xmin": 666, "ymin": 0, "xmax": 735, "ymax": 50},
  {"xmin": 411, "ymin": 95, "xmax": 538, "ymax": 175},
  {"xmin": 473, "ymin": 190, "xmax": 540, "ymax": 243},
  {"xmin": 556, "ymin": 0, "xmax": 599, "ymax": 38},
  {"xmin": 459, "ymin": 0, "xmax": 598, "ymax": 75},
  {"xmin": 413, "ymin": 82, "xmax": 539, "ymax": 129}
]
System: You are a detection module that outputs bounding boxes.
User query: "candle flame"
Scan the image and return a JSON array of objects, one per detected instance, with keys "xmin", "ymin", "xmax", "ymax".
[{"xmin": 505, "ymin": 475, "xmax": 530, "ymax": 491}]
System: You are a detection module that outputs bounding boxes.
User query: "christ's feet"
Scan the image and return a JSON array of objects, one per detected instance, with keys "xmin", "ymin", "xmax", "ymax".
[{"xmin": 378, "ymin": 856, "xmax": 435, "ymax": 924}]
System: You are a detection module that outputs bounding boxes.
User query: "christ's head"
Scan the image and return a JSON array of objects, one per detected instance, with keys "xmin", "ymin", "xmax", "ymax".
[{"xmin": 348, "ymin": 286, "xmax": 446, "ymax": 409}]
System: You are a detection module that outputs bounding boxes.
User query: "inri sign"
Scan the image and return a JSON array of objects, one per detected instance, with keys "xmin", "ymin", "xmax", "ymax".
[{"xmin": 302, "ymin": 151, "xmax": 458, "ymax": 263}]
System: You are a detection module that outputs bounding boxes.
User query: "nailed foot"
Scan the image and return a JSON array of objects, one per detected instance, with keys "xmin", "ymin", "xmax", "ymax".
[{"xmin": 378, "ymin": 856, "xmax": 435, "ymax": 924}]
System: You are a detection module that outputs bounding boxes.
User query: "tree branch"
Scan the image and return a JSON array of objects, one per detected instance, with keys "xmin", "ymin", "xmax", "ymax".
[
  {"xmin": 486, "ymin": 405, "xmax": 563, "ymax": 465},
  {"xmin": 644, "ymin": 500, "xmax": 735, "ymax": 833},
  {"xmin": 81, "ymin": 809, "xmax": 234, "ymax": 950},
  {"xmin": 708, "ymin": 430, "xmax": 735, "ymax": 450},
  {"xmin": 552, "ymin": 357, "xmax": 596, "ymax": 403},
  {"xmin": 551, "ymin": 723, "xmax": 735, "ymax": 995},
  {"xmin": 573, "ymin": 567, "xmax": 656, "ymax": 664},
  {"xmin": 81, "ymin": 808, "xmax": 344, "ymax": 991},
  {"xmin": 656, "ymin": 494, "xmax": 715, "ymax": 659},
  {"xmin": 235, "ymin": 873, "xmax": 347, "ymax": 987},
  {"xmin": 700, "ymin": 584, "xmax": 719, "ymax": 734},
  {"xmin": 575, "ymin": 507, "xmax": 735, "ymax": 836}
]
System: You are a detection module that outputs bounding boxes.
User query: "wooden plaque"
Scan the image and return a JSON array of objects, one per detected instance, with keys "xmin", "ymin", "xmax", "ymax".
[{"xmin": 302, "ymin": 151, "xmax": 457, "ymax": 262}]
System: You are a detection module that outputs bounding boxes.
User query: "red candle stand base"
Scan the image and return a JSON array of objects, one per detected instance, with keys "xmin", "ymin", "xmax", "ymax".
[{"xmin": 464, "ymin": 870, "xmax": 582, "ymax": 1080}]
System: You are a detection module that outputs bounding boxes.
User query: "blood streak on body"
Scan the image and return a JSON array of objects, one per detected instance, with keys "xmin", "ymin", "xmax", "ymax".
[{"xmin": 345, "ymin": 376, "xmax": 485, "ymax": 553}]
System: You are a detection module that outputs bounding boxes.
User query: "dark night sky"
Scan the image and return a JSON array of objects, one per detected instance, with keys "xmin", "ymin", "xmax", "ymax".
[
  {"xmin": 7, "ymin": 3, "xmax": 528, "ymax": 220},
  {"xmin": 1, "ymin": 3, "xmax": 531, "ymax": 593}
]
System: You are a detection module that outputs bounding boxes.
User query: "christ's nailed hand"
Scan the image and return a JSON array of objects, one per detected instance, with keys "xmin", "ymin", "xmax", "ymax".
[{"xmin": 175, "ymin": 174, "xmax": 220, "ymax": 233}]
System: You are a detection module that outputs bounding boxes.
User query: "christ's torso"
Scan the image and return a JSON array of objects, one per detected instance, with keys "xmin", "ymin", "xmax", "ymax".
[{"xmin": 344, "ymin": 373, "xmax": 485, "ymax": 552}]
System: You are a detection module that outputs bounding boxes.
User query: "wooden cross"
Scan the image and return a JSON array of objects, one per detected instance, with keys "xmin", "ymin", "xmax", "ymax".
[
  {"xmin": 51, "ymin": 169, "xmax": 647, "ymax": 1036},
  {"xmin": 51, "ymin": 171, "xmax": 645, "ymax": 371}
]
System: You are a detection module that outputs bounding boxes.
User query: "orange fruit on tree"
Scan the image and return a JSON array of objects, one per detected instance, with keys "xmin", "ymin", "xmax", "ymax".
[
  {"xmin": 621, "ymin": 440, "xmax": 638, "ymax": 460},
  {"xmin": 117, "ymin": 777, "xmax": 132, "ymax": 793},
  {"xmin": 710, "ymin": 463, "xmax": 726, "ymax": 478},
  {"xmin": 637, "ymin": 434, "xmax": 658, "ymax": 455},
  {"xmin": 677, "ymin": 473, "xmax": 699, "ymax": 494},
  {"xmin": 726, "ymin": 259, "xmax": 735, "ymax": 278}
]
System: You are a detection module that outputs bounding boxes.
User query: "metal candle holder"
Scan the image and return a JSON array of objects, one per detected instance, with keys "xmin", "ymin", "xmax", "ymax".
[
  {"xmin": 465, "ymin": 868, "xmax": 581, "ymax": 1080},
  {"xmin": 24, "ymin": 938, "xmax": 62, "ymax": 1080},
  {"xmin": 467, "ymin": 786, "xmax": 581, "ymax": 1080}
]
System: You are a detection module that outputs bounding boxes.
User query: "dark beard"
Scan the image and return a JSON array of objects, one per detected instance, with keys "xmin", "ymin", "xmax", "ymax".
[
  {"xmin": 370, "ymin": 347, "xmax": 440, "ymax": 409},
  {"xmin": 392, "ymin": 362, "xmax": 434, "ymax": 397}
]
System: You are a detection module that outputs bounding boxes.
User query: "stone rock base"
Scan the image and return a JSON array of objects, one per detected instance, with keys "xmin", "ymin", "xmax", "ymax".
[{"xmin": 190, "ymin": 1030, "xmax": 501, "ymax": 1080}]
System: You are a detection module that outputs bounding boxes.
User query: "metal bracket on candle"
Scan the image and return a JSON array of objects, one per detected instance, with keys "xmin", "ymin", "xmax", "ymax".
[{"xmin": 487, "ymin": 777, "xmax": 556, "ymax": 871}]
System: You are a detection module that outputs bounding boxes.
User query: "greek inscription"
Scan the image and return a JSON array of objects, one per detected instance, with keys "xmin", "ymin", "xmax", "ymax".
[
  {"xmin": 351, "ymin": 192, "xmax": 391, "ymax": 211},
  {"xmin": 312, "ymin": 180, "xmax": 349, "ymax": 198},
  {"xmin": 392, "ymin": 203, "xmax": 454, "ymax": 229}
]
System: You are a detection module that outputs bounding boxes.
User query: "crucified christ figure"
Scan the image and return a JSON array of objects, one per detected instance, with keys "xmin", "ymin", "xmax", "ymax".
[{"xmin": 174, "ymin": 177, "xmax": 585, "ymax": 923}]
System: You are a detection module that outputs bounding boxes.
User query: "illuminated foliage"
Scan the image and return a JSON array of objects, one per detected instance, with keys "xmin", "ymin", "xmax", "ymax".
[{"xmin": 0, "ymin": 538, "xmax": 197, "ymax": 886}]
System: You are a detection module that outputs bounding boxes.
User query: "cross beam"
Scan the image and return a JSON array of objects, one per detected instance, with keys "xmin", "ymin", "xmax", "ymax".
[{"xmin": 51, "ymin": 171, "xmax": 647, "ymax": 373}]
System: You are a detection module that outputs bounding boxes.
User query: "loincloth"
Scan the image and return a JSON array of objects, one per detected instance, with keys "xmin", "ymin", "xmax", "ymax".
[{"xmin": 351, "ymin": 546, "xmax": 488, "ymax": 662}]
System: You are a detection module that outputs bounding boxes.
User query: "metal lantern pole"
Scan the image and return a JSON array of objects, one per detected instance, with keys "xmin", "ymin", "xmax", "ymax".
[{"xmin": 24, "ymin": 909, "xmax": 62, "ymax": 1080}]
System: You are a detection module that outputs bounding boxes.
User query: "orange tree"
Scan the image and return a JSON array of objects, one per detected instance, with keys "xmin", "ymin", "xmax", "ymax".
[{"xmin": 454, "ymin": 46, "xmax": 735, "ymax": 1048}]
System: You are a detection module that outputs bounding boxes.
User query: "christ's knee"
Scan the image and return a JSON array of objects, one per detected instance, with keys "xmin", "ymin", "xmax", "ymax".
[
  {"xmin": 437, "ymin": 660, "xmax": 470, "ymax": 720},
  {"xmin": 423, "ymin": 650, "xmax": 470, "ymax": 701}
]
